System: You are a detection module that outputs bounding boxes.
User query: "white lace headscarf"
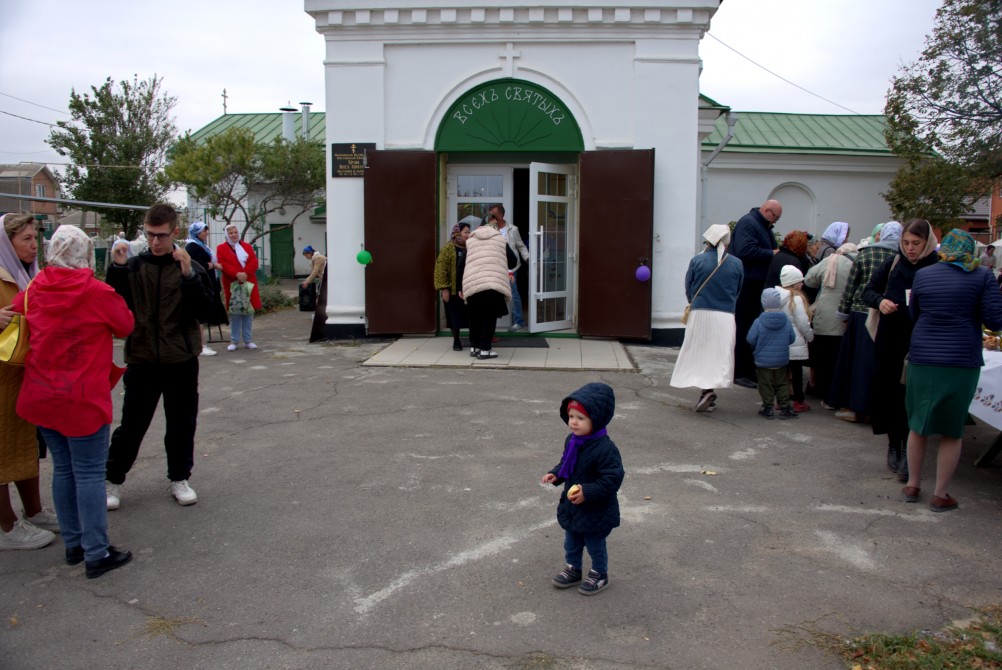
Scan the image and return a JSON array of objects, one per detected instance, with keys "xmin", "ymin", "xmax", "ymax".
[
  {"xmin": 224, "ymin": 223, "xmax": 249, "ymax": 267},
  {"xmin": 48, "ymin": 225, "xmax": 95, "ymax": 271}
]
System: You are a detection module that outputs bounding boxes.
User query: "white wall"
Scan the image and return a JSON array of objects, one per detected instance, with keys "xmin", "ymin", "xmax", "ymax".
[{"xmin": 702, "ymin": 153, "xmax": 903, "ymax": 247}]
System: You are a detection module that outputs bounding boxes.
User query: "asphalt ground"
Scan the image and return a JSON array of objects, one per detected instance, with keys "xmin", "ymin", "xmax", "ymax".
[{"xmin": 3, "ymin": 305, "xmax": 1002, "ymax": 670}]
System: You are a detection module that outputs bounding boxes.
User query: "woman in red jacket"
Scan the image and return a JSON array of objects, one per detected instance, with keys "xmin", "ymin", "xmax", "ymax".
[
  {"xmin": 216, "ymin": 224, "xmax": 262, "ymax": 351},
  {"xmin": 15, "ymin": 225, "xmax": 135, "ymax": 578}
]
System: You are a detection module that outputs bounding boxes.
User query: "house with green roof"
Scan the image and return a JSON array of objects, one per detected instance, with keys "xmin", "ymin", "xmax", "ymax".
[
  {"xmin": 185, "ymin": 109, "xmax": 328, "ymax": 279},
  {"xmin": 700, "ymin": 108, "xmax": 902, "ymax": 248}
]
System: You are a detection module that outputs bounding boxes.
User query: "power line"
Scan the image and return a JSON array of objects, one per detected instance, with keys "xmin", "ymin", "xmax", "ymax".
[
  {"xmin": 0, "ymin": 110, "xmax": 57, "ymax": 127},
  {"xmin": 705, "ymin": 32, "xmax": 873, "ymax": 117},
  {"xmin": 0, "ymin": 92, "xmax": 69, "ymax": 115}
]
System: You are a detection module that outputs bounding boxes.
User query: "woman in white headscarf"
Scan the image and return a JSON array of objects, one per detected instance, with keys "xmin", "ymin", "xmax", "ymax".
[
  {"xmin": 0, "ymin": 214, "xmax": 58, "ymax": 551},
  {"xmin": 14, "ymin": 225, "xmax": 135, "ymax": 576},
  {"xmin": 216, "ymin": 223, "xmax": 262, "ymax": 350},
  {"xmin": 670, "ymin": 224, "xmax": 745, "ymax": 412}
]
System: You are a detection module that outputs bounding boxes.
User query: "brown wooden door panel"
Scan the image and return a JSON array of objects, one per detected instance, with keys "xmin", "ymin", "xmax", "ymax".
[
  {"xmin": 363, "ymin": 150, "xmax": 438, "ymax": 334},
  {"xmin": 578, "ymin": 150, "xmax": 654, "ymax": 339}
]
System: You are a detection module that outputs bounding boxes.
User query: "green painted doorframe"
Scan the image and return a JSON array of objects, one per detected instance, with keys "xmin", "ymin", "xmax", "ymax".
[{"xmin": 436, "ymin": 79, "xmax": 584, "ymax": 153}]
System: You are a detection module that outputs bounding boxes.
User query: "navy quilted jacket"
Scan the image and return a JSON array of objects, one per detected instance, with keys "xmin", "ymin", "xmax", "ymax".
[
  {"xmin": 909, "ymin": 263, "xmax": 1002, "ymax": 368},
  {"xmin": 549, "ymin": 383, "xmax": 624, "ymax": 536}
]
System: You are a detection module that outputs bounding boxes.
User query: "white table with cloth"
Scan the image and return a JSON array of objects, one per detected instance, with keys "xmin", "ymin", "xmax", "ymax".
[{"xmin": 969, "ymin": 349, "xmax": 1002, "ymax": 466}]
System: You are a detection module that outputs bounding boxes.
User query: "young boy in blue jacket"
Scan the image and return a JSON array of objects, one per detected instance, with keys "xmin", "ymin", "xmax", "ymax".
[
  {"xmin": 542, "ymin": 382, "xmax": 624, "ymax": 595},
  {"xmin": 746, "ymin": 288, "xmax": 797, "ymax": 419}
]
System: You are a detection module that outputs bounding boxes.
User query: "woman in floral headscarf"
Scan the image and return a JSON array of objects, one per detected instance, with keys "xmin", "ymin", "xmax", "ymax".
[
  {"xmin": 670, "ymin": 224, "xmax": 744, "ymax": 412},
  {"xmin": 765, "ymin": 230, "xmax": 812, "ymax": 290},
  {"xmin": 901, "ymin": 229, "xmax": 1002, "ymax": 513},
  {"xmin": 217, "ymin": 224, "xmax": 262, "ymax": 350},
  {"xmin": 15, "ymin": 225, "xmax": 135, "ymax": 575}
]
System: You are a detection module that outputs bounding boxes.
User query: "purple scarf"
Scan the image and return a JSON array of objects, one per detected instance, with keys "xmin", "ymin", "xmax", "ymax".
[{"xmin": 557, "ymin": 428, "xmax": 608, "ymax": 480}]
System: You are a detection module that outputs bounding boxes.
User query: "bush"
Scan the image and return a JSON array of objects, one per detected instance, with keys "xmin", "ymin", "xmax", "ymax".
[{"xmin": 258, "ymin": 284, "xmax": 296, "ymax": 313}]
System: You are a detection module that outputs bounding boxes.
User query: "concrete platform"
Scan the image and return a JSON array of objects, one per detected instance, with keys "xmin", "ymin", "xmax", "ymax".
[{"xmin": 362, "ymin": 336, "xmax": 636, "ymax": 370}]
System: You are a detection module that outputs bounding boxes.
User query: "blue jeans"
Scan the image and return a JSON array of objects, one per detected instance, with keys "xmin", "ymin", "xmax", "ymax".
[
  {"xmin": 510, "ymin": 276, "xmax": 525, "ymax": 327},
  {"xmin": 230, "ymin": 314, "xmax": 254, "ymax": 344},
  {"xmin": 563, "ymin": 529, "xmax": 610, "ymax": 574},
  {"xmin": 41, "ymin": 425, "xmax": 111, "ymax": 562}
]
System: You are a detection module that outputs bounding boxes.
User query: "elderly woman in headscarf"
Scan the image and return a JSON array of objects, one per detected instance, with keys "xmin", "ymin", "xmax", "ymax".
[
  {"xmin": 828, "ymin": 221, "xmax": 903, "ymax": 422},
  {"xmin": 804, "ymin": 241, "xmax": 857, "ymax": 408},
  {"xmin": 0, "ymin": 214, "xmax": 59, "ymax": 551},
  {"xmin": 434, "ymin": 222, "xmax": 471, "ymax": 351},
  {"xmin": 901, "ymin": 229, "xmax": 1002, "ymax": 513},
  {"xmin": 216, "ymin": 223, "xmax": 262, "ymax": 351},
  {"xmin": 13, "ymin": 226, "xmax": 135, "ymax": 576},
  {"xmin": 862, "ymin": 219, "xmax": 939, "ymax": 480},
  {"xmin": 184, "ymin": 221, "xmax": 228, "ymax": 356},
  {"xmin": 670, "ymin": 224, "xmax": 744, "ymax": 412},
  {"xmin": 817, "ymin": 222, "xmax": 850, "ymax": 261},
  {"xmin": 858, "ymin": 222, "xmax": 886, "ymax": 250}
]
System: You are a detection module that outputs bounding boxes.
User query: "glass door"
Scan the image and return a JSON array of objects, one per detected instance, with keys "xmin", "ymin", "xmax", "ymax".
[
  {"xmin": 528, "ymin": 162, "xmax": 575, "ymax": 333},
  {"xmin": 447, "ymin": 167, "xmax": 511, "ymax": 243}
]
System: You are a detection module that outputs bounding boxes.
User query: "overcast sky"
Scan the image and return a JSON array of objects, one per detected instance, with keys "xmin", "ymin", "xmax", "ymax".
[{"xmin": 1, "ymin": 0, "xmax": 943, "ymax": 171}]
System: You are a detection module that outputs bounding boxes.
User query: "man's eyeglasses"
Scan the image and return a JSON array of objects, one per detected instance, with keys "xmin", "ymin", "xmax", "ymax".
[
  {"xmin": 764, "ymin": 207, "xmax": 781, "ymax": 222},
  {"xmin": 144, "ymin": 230, "xmax": 172, "ymax": 241}
]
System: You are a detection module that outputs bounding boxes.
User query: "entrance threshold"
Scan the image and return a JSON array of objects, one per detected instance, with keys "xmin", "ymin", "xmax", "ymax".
[{"xmin": 362, "ymin": 336, "xmax": 635, "ymax": 371}]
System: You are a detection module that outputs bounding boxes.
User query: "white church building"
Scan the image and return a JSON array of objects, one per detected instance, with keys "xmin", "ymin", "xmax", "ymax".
[{"xmin": 301, "ymin": 1, "xmax": 902, "ymax": 343}]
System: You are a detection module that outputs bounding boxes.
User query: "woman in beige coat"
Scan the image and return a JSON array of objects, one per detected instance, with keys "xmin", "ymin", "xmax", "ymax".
[
  {"xmin": 461, "ymin": 224, "xmax": 514, "ymax": 360},
  {"xmin": 0, "ymin": 214, "xmax": 57, "ymax": 550}
]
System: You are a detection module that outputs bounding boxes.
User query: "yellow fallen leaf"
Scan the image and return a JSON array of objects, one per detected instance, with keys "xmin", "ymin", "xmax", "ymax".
[
  {"xmin": 643, "ymin": 496, "xmax": 652, "ymax": 501},
  {"xmin": 701, "ymin": 470, "xmax": 717, "ymax": 475},
  {"xmin": 8, "ymin": 616, "xmax": 18, "ymax": 627}
]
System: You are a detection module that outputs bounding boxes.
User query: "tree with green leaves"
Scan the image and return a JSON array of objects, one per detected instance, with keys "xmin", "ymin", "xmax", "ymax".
[
  {"xmin": 883, "ymin": 0, "xmax": 1000, "ymax": 229},
  {"xmin": 47, "ymin": 75, "xmax": 178, "ymax": 238},
  {"xmin": 165, "ymin": 127, "xmax": 325, "ymax": 244}
]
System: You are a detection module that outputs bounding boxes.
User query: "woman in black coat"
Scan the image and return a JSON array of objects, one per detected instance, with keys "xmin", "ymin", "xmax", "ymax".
[
  {"xmin": 862, "ymin": 218, "xmax": 938, "ymax": 480},
  {"xmin": 765, "ymin": 230, "xmax": 813, "ymax": 296},
  {"xmin": 185, "ymin": 222, "xmax": 229, "ymax": 354}
]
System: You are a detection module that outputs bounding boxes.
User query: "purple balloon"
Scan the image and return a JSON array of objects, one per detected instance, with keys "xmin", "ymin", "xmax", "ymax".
[{"xmin": 635, "ymin": 264, "xmax": 651, "ymax": 282}]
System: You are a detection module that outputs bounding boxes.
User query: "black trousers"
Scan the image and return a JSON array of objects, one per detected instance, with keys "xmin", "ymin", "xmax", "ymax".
[
  {"xmin": 734, "ymin": 277, "xmax": 765, "ymax": 381},
  {"xmin": 106, "ymin": 358, "xmax": 200, "ymax": 485},
  {"xmin": 466, "ymin": 291, "xmax": 502, "ymax": 351}
]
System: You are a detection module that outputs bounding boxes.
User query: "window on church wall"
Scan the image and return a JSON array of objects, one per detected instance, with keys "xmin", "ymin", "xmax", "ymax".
[{"xmin": 35, "ymin": 184, "xmax": 44, "ymax": 198}]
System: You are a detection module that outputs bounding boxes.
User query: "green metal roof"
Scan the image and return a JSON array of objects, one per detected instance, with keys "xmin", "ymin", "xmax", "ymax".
[
  {"xmin": 702, "ymin": 112, "xmax": 893, "ymax": 157},
  {"xmin": 189, "ymin": 113, "xmax": 327, "ymax": 144}
]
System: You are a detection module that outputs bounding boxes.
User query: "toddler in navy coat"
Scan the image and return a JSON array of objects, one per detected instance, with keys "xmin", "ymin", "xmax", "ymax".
[
  {"xmin": 747, "ymin": 288, "xmax": 797, "ymax": 419},
  {"xmin": 541, "ymin": 382, "xmax": 624, "ymax": 595}
]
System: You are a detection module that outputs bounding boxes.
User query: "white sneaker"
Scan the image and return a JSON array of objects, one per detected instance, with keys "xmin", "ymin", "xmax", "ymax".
[
  {"xmin": 170, "ymin": 480, "xmax": 197, "ymax": 506},
  {"xmin": 245, "ymin": 342, "xmax": 258, "ymax": 350},
  {"xmin": 201, "ymin": 345, "xmax": 217, "ymax": 357},
  {"xmin": 227, "ymin": 343, "xmax": 238, "ymax": 352},
  {"xmin": 0, "ymin": 519, "xmax": 56, "ymax": 550},
  {"xmin": 24, "ymin": 507, "xmax": 60, "ymax": 533},
  {"xmin": 106, "ymin": 481, "xmax": 121, "ymax": 511}
]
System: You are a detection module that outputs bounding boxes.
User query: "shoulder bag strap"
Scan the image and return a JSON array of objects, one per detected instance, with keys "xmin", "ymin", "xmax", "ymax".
[{"xmin": 691, "ymin": 253, "xmax": 727, "ymax": 303}]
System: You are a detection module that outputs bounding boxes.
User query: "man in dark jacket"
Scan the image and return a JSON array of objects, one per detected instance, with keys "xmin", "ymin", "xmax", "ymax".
[
  {"xmin": 104, "ymin": 204, "xmax": 214, "ymax": 510},
  {"xmin": 730, "ymin": 199, "xmax": 781, "ymax": 387}
]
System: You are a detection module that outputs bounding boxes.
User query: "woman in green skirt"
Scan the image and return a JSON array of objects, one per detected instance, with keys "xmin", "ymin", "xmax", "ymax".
[{"xmin": 903, "ymin": 229, "xmax": 1002, "ymax": 512}]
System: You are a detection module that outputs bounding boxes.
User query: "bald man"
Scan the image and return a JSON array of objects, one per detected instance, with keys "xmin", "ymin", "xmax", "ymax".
[{"xmin": 731, "ymin": 199, "xmax": 781, "ymax": 388}]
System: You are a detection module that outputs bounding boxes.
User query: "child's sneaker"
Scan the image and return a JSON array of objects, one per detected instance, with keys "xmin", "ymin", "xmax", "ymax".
[
  {"xmin": 758, "ymin": 406, "xmax": 775, "ymax": 420},
  {"xmin": 551, "ymin": 565, "xmax": 582, "ymax": 588},
  {"xmin": 578, "ymin": 569, "xmax": 609, "ymax": 595},
  {"xmin": 777, "ymin": 406, "xmax": 799, "ymax": 420}
]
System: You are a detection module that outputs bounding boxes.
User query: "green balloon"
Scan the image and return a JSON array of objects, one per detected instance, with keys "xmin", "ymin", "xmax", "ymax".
[{"xmin": 356, "ymin": 250, "xmax": 373, "ymax": 265}]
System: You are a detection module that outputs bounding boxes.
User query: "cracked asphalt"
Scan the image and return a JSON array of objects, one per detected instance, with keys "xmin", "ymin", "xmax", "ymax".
[{"xmin": 3, "ymin": 306, "xmax": 1002, "ymax": 669}]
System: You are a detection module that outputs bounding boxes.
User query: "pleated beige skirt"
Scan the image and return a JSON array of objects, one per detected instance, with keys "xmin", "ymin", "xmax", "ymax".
[{"xmin": 669, "ymin": 309, "xmax": 736, "ymax": 390}]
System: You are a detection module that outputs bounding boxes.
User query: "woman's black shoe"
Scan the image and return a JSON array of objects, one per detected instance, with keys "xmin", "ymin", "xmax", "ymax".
[
  {"xmin": 85, "ymin": 547, "xmax": 132, "ymax": 579},
  {"xmin": 886, "ymin": 443, "xmax": 901, "ymax": 473},
  {"xmin": 452, "ymin": 341, "xmax": 462, "ymax": 351},
  {"xmin": 65, "ymin": 546, "xmax": 84, "ymax": 566}
]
